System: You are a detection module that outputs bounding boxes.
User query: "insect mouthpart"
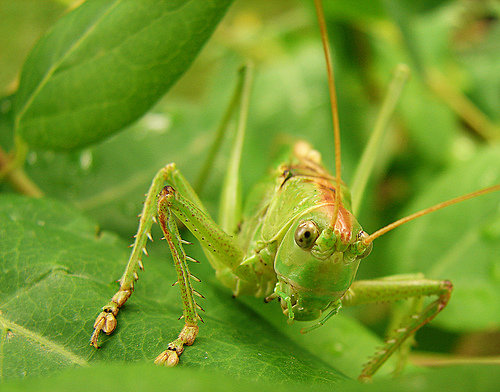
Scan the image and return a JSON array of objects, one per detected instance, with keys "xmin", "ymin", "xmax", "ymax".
[
  {"xmin": 352, "ymin": 231, "xmax": 373, "ymax": 260},
  {"xmin": 278, "ymin": 292, "xmax": 324, "ymax": 322},
  {"xmin": 309, "ymin": 227, "xmax": 342, "ymax": 260}
]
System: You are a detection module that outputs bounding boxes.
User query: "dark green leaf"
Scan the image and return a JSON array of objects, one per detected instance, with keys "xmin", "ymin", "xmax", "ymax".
[
  {"xmin": 14, "ymin": 0, "xmax": 232, "ymax": 150},
  {"xmin": 1, "ymin": 194, "xmax": 376, "ymax": 382},
  {"xmin": 1, "ymin": 362, "xmax": 499, "ymax": 392}
]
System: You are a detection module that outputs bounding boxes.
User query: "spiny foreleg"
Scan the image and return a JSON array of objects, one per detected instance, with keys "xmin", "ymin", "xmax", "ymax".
[
  {"xmin": 154, "ymin": 186, "xmax": 202, "ymax": 366},
  {"xmin": 90, "ymin": 167, "xmax": 169, "ymax": 347},
  {"xmin": 90, "ymin": 163, "xmax": 202, "ymax": 347},
  {"xmin": 341, "ymin": 276, "xmax": 453, "ymax": 381}
]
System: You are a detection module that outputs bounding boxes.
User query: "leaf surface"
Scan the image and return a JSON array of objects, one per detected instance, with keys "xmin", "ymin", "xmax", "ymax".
[
  {"xmin": 14, "ymin": 0, "xmax": 232, "ymax": 150},
  {"xmin": 0, "ymin": 195, "xmax": 369, "ymax": 382},
  {"xmin": 1, "ymin": 362, "xmax": 499, "ymax": 392}
]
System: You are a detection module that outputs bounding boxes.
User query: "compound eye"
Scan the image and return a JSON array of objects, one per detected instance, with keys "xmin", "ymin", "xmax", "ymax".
[
  {"xmin": 356, "ymin": 231, "xmax": 373, "ymax": 259},
  {"xmin": 294, "ymin": 221, "xmax": 320, "ymax": 249}
]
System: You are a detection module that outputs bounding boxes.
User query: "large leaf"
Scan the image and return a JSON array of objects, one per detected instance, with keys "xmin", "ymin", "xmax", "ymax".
[
  {"xmin": 14, "ymin": 0, "xmax": 233, "ymax": 150},
  {"xmin": 387, "ymin": 144, "xmax": 500, "ymax": 331},
  {"xmin": 0, "ymin": 194, "xmax": 393, "ymax": 382},
  {"xmin": 1, "ymin": 362, "xmax": 499, "ymax": 392}
]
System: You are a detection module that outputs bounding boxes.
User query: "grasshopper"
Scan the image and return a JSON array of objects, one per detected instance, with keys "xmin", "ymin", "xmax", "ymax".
[{"xmin": 90, "ymin": 0, "xmax": 500, "ymax": 381}]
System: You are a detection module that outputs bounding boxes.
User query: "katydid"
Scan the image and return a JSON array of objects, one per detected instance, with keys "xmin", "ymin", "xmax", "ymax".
[{"xmin": 90, "ymin": 0, "xmax": 500, "ymax": 381}]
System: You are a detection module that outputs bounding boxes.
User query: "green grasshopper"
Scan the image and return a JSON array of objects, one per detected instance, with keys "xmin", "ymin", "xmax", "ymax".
[{"xmin": 90, "ymin": 0, "xmax": 500, "ymax": 381}]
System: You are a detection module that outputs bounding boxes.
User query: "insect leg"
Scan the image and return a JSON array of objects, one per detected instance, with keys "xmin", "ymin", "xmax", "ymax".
[
  {"xmin": 218, "ymin": 64, "xmax": 253, "ymax": 234},
  {"xmin": 154, "ymin": 184, "xmax": 244, "ymax": 365},
  {"xmin": 300, "ymin": 300, "xmax": 342, "ymax": 333},
  {"xmin": 265, "ymin": 285, "xmax": 295, "ymax": 321},
  {"xmin": 153, "ymin": 189, "xmax": 200, "ymax": 366},
  {"xmin": 90, "ymin": 166, "xmax": 170, "ymax": 348},
  {"xmin": 90, "ymin": 162, "xmax": 235, "ymax": 348},
  {"xmin": 341, "ymin": 276, "xmax": 452, "ymax": 381},
  {"xmin": 195, "ymin": 64, "xmax": 252, "ymax": 196},
  {"xmin": 388, "ymin": 295, "xmax": 423, "ymax": 376}
]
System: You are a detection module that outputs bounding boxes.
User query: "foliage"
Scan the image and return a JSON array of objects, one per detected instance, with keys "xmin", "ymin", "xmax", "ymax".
[{"xmin": 1, "ymin": 0, "xmax": 499, "ymax": 389}]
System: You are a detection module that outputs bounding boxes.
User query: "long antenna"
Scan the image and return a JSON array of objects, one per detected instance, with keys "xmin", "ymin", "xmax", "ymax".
[
  {"xmin": 314, "ymin": 0, "xmax": 342, "ymax": 228},
  {"xmin": 363, "ymin": 184, "xmax": 500, "ymax": 244}
]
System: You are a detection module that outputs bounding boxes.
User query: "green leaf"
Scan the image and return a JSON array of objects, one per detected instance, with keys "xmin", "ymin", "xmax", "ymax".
[
  {"xmin": 388, "ymin": 144, "xmax": 500, "ymax": 331},
  {"xmin": 2, "ymin": 194, "xmax": 385, "ymax": 382},
  {"xmin": 1, "ymin": 362, "xmax": 499, "ymax": 392},
  {"xmin": 14, "ymin": 0, "xmax": 233, "ymax": 151}
]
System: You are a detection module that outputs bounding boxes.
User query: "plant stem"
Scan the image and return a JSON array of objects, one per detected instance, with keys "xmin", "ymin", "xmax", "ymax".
[
  {"xmin": 411, "ymin": 352, "xmax": 500, "ymax": 367},
  {"xmin": 0, "ymin": 145, "xmax": 44, "ymax": 197},
  {"xmin": 351, "ymin": 64, "xmax": 410, "ymax": 215},
  {"xmin": 426, "ymin": 68, "xmax": 500, "ymax": 141}
]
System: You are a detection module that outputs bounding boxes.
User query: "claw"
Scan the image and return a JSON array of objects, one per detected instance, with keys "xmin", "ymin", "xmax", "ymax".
[
  {"xmin": 153, "ymin": 325, "xmax": 198, "ymax": 366},
  {"xmin": 154, "ymin": 349, "xmax": 179, "ymax": 367},
  {"xmin": 102, "ymin": 312, "xmax": 117, "ymax": 334},
  {"xmin": 90, "ymin": 311, "xmax": 117, "ymax": 348},
  {"xmin": 92, "ymin": 312, "xmax": 106, "ymax": 330},
  {"xmin": 90, "ymin": 314, "xmax": 105, "ymax": 348}
]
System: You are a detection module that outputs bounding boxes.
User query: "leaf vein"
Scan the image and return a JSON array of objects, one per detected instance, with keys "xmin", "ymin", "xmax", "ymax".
[
  {"xmin": 0, "ymin": 314, "xmax": 88, "ymax": 367},
  {"xmin": 15, "ymin": 0, "xmax": 121, "ymax": 127}
]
